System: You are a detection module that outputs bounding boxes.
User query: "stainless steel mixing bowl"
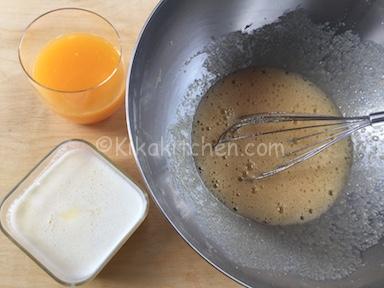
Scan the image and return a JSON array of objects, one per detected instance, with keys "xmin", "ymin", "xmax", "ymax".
[{"xmin": 127, "ymin": 1, "xmax": 384, "ymax": 287}]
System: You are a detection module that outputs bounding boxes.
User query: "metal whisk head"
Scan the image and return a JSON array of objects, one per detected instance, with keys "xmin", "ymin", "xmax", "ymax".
[{"xmin": 216, "ymin": 112, "xmax": 384, "ymax": 180}]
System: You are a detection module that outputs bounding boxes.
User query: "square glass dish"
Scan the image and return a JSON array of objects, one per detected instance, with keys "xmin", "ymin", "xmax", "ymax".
[{"xmin": 0, "ymin": 140, "xmax": 148, "ymax": 286}]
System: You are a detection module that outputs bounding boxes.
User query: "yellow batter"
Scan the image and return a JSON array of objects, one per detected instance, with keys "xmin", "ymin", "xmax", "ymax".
[{"xmin": 192, "ymin": 67, "xmax": 351, "ymax": 225}]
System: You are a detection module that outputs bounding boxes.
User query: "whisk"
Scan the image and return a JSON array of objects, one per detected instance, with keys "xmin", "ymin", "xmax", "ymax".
[{"xmin": 216, "ymin": 111, "xmax": 384, "ymax": 180}]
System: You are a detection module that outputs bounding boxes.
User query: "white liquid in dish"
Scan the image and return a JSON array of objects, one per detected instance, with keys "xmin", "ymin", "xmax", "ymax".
[{"xmin": 5, "ymin": 148, "xmax": 148, "ymax": 284}]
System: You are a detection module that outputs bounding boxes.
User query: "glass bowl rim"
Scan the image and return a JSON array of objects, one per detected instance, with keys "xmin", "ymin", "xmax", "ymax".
[{"xmin": 18, "ymin": 7, "xmax": 123, "ymax": 94}]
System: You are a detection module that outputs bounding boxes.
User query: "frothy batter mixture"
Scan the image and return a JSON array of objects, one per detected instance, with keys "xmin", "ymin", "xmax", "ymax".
[{"xmin": 192, "ymin": 67, "xmax": 351, "ymax": 225}]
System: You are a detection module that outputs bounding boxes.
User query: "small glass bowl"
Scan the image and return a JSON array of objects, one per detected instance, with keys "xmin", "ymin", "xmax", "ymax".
[
  {"xmin": 0, "ymin": 140, "xmax": 148, "ymax": 286},
  {"xmin": 18, "ymin": 8, "xmax": 125, "ymax": 124}
]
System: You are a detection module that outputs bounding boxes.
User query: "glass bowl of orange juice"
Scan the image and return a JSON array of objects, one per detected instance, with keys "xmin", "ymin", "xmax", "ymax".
[{"xmin": 18, "ymin": 8, "xmax": 125, "ymax": 124}]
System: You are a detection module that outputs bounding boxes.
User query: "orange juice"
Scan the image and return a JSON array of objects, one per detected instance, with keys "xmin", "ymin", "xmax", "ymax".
[{"xmin": 33, "ymin": 33, "xmax": 124, "ymax": 124}]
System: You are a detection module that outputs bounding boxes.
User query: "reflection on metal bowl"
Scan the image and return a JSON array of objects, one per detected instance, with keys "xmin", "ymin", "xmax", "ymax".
[{"xmin": 127, "ymin": 1, "xmax": 384, "ymax": 287}]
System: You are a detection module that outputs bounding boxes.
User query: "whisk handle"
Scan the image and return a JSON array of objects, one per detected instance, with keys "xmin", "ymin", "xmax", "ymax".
[{"xmin": 369, "ymin": 112, "xmax": 384, "ymax": 127}]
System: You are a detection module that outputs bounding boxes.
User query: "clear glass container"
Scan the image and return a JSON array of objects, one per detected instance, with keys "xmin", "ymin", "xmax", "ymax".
[
  {"xmin": 18, "ymin": 8, "xmax": 125, "ymax": 124},
  {"xmin": 0, "ymin": 140, "xmax": 148, "ymax": 286}
]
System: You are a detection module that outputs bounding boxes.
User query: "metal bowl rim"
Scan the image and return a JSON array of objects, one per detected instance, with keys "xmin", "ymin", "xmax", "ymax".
[{"xmin": 125, "ymin": 0, "xmax": 250, "ymax": 287}]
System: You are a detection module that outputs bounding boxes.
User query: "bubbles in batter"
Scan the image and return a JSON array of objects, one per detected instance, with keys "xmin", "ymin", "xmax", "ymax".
[{"xmin": 192, "ymin": 67, "xmax": 351, "ymax": 225}]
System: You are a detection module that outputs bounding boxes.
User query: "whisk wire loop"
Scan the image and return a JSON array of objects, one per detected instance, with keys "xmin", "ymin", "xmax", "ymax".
[{"xmin": 215, "ymin": 112, "xmax": 381, "ymax": 180}]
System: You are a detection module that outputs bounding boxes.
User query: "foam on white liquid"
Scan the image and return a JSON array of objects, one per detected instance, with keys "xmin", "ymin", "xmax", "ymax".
[{"xmin": 6, "ymin": 148, "xmax": 148, "ymax": 284}]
